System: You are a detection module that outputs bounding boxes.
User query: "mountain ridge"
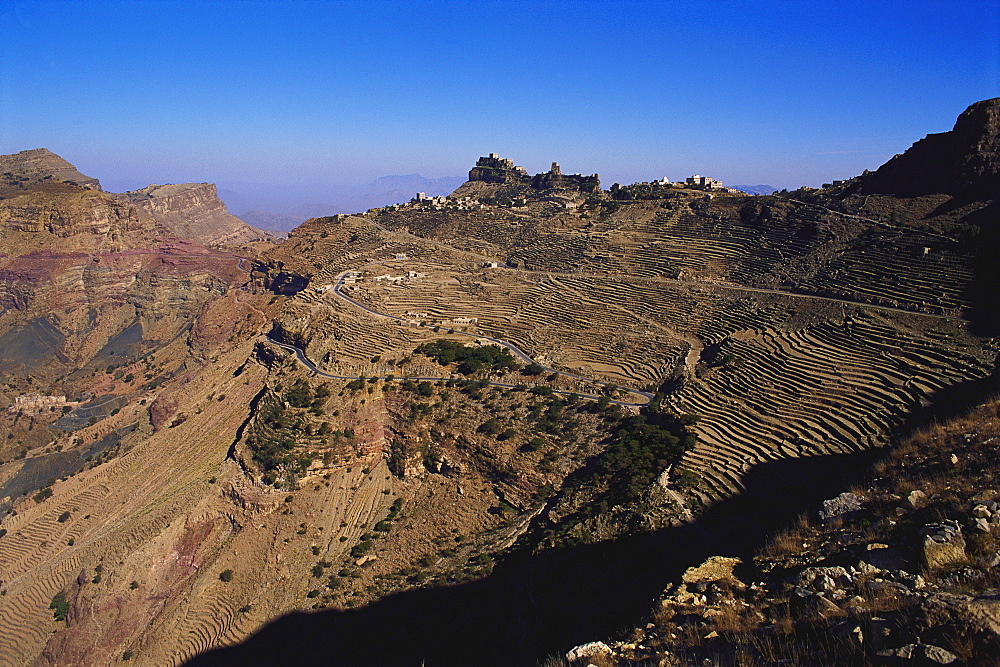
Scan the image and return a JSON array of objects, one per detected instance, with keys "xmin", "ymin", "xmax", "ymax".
[{"xmin": 855, "ymin": 96, "xmax": 1000, "ymax": 199}]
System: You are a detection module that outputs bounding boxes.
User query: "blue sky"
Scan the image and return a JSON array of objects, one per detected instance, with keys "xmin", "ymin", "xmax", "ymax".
[{"xmin": 0, "ymin": 0, "xmax": 996, "ymax": 212}]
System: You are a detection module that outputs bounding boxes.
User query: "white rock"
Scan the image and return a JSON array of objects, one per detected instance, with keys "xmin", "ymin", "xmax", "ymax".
[
  {"xmin": 566, "ymin": 641, "xmax": 613, "ymax": 663},
  {"xmin": 820, "ymin": 492, "xmax": 862, "ymax": 520}
]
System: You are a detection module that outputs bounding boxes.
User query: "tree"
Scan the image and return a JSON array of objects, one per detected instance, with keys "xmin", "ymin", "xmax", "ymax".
[
  {"xmin": 219, "ymin": 569, "xmax": 234, "ymax": 582},
  {"xmin": 49, "ymin": 592, "xmax": 70, "ymax": 621}
]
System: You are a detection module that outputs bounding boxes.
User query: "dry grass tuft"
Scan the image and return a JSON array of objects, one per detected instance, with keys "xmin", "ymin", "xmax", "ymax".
[{"xmin": 761, "ymin": 529, "xmax": 805, "ymax": 558}]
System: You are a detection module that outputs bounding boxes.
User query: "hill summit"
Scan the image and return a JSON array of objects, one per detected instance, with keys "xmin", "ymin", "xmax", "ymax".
[
  {"xmin": 857, "ymin": 97, "xmax": 1000, "ymax": 198},
  {"xmin": 0, "ymin": 148, "xmax": 102, "ymax": 191}
]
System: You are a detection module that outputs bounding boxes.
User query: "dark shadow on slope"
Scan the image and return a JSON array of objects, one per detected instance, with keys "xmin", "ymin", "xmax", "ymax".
[
  {"xmin": 960, "ymin": 199, "xmax": 1000, "ymax": 336},
  {"xmin": 87, "ymin": 319, "xmax": 150, "ymax": 369},
  {"xmin": 0, "ymin": 316, "xmax": 66, "ymax": 374},
  {"xmin": 894, "ymin": 365, "xmax": 1000, "ymax": 439},
  {"xmin": 186, "ymin": 450, "xmax": 878, "ymax": 667},
  {"xmin": 0, "ymin": 424, "xmax": 134, "ymax": 513}
]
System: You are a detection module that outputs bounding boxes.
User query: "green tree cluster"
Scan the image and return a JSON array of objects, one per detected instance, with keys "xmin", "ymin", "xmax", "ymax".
[
  {"xmin": 415, "ymin": 340, "xmax": 518, "ymax": 375},
  {"xmin": 598, "ymin": 415, "xmax": 696, "ymax": 503}
]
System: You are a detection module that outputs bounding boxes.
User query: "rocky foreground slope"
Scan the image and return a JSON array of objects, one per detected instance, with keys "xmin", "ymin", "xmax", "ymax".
[
  {"xmin": 0, "ymin": 101, "xmax": 999, "ymax": 666},
  {"xmin": 563, "ymin": 394, "xmax": 1000, "ymax": 666}
]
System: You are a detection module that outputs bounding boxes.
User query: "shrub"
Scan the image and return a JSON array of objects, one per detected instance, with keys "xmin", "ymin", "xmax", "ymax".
[
  {"xmin": 478, "ymin": 418, "xmax": 502, "ymax": 435},
  {"xmin": 350, "ymin": 540, "xmax": 373, "ymax": 558},
  {"xmin": 284, "ymin": 379, "xmax": 314, "ymax": 408},
  {"xmin": 521, "ymin": 437, "xmax": 545, "ymax": 453},
  {"xmin": 415, "ymin": 340, "xmax": 517, "ymax": 372},
  {"xmin": 57, "ymin": 511, "xmax": 71, "ymax": 523},
  {"xmin": 219, "ymin": 569, "xmax": 234, "ymax": 582},
  {"xmin": 33, "ymin": 487, "xmax": 53, "ymax": 503}
]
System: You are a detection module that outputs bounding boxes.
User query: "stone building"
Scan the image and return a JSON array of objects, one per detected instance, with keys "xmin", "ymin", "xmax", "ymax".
[{"xmin": 686, "ymin": 175, "xmax": 724, "ymax": 189}]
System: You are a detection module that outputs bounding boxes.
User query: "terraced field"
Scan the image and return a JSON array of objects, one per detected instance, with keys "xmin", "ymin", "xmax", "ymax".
[
  {"xmin": 370, "ymin": 196, "xmax": 975, "ymax": 317},
  {"xmin": 270, "ymin": 210, "xmax": 994, "ymax": 512}
]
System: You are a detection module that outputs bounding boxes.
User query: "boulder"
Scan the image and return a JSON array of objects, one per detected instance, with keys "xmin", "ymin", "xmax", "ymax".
[
  {"xmin": 681, "ymin": 556, "xmax": 744, "ymax": 587},
  {"xmin": 922, "ymin": 520, "xmax": 967, "ymax": 571},
  {"xmin": 795, "ymin": 566, "xmax": 852, "ymax": 592},
  {"xmin": 669, "ymin": 556, "xmax": 745, "ymax": 606},
  {"xmin": 832, "ymin": 621, "xmax": 865, "ymax": 649},
  {"xmin": 921, "ymin": 591, "xmax": 1000, "ymax": 645},
  {"xmin": 877, "ymin": 643, "xmax": 957, "ymax": 664},
  {"xmin": 819, "ymin": 492, "xmax": 862, "ymax": 520},
  {"xmin": 867, "ymin": 617, "xmax": 895, "ymax": 651},
  {"xmin": 793, "ymin": 592, "xmax": 846, "ymax": 620},
  {"xmin": 566, "ymin": 641, "xmax": 613, "ymax": 663}
]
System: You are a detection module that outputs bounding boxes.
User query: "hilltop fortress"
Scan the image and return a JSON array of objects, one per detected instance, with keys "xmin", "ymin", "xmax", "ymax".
[{"xmin": 463, "ymin": 153, "xmax": 601, "ymax": 194}]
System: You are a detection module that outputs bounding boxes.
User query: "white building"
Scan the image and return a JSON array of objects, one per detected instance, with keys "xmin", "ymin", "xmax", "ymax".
[{"xmin": 686, "ymin": 175, "xmax": 724, "ymax": 189}]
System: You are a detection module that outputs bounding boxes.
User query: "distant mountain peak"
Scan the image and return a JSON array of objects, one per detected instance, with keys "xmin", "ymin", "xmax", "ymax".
[{"xmin": 731, "ymin": 184, "xmax": 778, "ymax": 196}]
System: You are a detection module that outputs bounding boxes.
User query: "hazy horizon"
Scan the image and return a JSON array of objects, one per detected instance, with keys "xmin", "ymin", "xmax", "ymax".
[{"xmin": 1, "ymin": 0, "xmax": 996, "ymax": 215}]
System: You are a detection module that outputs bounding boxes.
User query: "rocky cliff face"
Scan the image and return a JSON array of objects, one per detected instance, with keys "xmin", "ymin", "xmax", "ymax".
[
  {"xmin": 856, "ymin": 97, "xmax": 1000, "ymax": 198},
  {"xmin": 466, "ymin": 154, "xmax": 531, "ymax": 185},
  {"xmin": 123, "ymin": 182, "xmax": 268, "ymax": 246},
  {"xmin": 0, "ymin": 189, "xmax": 147, "ymax": 251},
  {"xmin": 531, "ymin": 162, "xmax": 601, "ymax": 193},
  {"xmin": 0, "ymin": 156, "xmax": 254, "ymax": 384}
]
